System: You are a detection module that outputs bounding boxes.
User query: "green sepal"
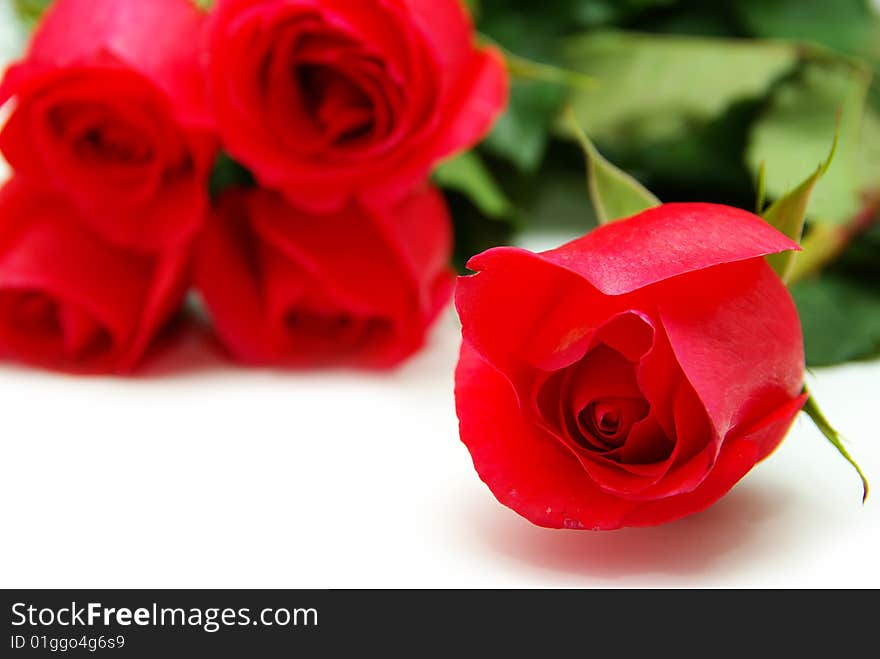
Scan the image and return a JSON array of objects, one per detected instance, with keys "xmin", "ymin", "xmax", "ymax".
[
  {"xmin": 564, "ymin": 108, "xmax": 660, "ymax": 225},
  {"xmin": 802, "ymin": 387, "xmax": 869, "ymax": 503},
  {"xmin": 12, "ymin": 0, "xmax": 51, "ymax": 26},
  {"xmin": 762, "ymin": 125, "xmax": 839, "ymax": 282},
  {"xmin": 755, "ymin": 160, "xmax": 767, "ymax": 215}
]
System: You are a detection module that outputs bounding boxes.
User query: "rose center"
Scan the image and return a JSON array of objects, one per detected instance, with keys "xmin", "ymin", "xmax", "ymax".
[
  {"xmin": 577, "ymin": 397, "xmax": 649, "ymax": 448},
  {"xmin": 70, "ymin": 120, "xmax": 153, "ymax": 166},
  {"xmin": 297, "ymin": 64, "xmax": 374, "ymax": 145},
  {"xmin": 594, "ymin": 403, "xmax": 621, "ymax": 435},
  {"xmin": 49, "ymin": 103, "xmax": 153, "ymax": 166},
  {"xmin": 286, "ymin": 310, "xmax": 356, "ymax": 334},
  {"xmin": 284, "ymin": 308, "xmax": 393, "ymax": 345},
  {"xmin": 84, "ymin": 124, "xmax": 151, "ymax": 163}
]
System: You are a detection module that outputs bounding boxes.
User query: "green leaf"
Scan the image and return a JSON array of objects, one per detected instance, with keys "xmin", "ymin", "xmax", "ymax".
[
  {"xmin": 482, "ymin": 79, "xmax": 568, "ymax": 172},
  {"xmin": 792, "ymin": 274, "xmax": 880, "ymax": 366},
  {"xmin": 463, "ymin": 0, "xmax": 479, "ymax": 15},
  {"xmin": 747, "ymin": 62, "xmax": 874, "ymax": 226},
  {"xmin": 639, "ymin": 5, "xmax": 743, "ymax": 38},
  {"xmin": 761, "ymin": 127, "xmax": 838, "ymax": 281},
  {"xmin": 477, "ymin": 39, "xmax": 597, "ymax": 173},
  {"xmin": 12, "ymin": 0, "xmax": 52, "ymax": 26},
  {"xmin": 434, "ymin": 151, "xmax": 516, "ymax": 224},
  {"xmin": 501, "ymin": 48, "xmax": 597, "ymax": 92},
  {"xmin": 479, "ymin": 10, "xmax": 569, "ymax": 172},
  {"xmin": 476, "ymin": 10, "xmax": 596, "ymax": 172},
  {"xmin": 802, "ymin": 388, "xmax": 869, "ymax": 503},
  {"xmin": 499, "ymin": 149, "xmax": 601, "ymax": 239},
  {"xmin": 592, "ymin": 98, "xmax": 762, "ymax": 201},
  {"xmin": 562, "ymin": 31, "xmax": 798, "ymax": 145},
  {"xmin": 834, "ymin": 211, "xmax": 880, "ymax": 278},
  {"xmin": 565, "ymin": 109, "xmax": 660, "ymax": 224},
  {"xmin": 519, "ymin": 167, "xmax": 599, "ymax": 234},
  {"xmin": 857, "ymin": 107, "xmax": 880, "ymax": 188},
  {"xmin": 480, "ymin": 0, "xmax": 681, "ymax": 37},
  {"xmin": 209, "ymin": 152, "xmax": 254, "ymax": 197},
  {"xmin": 734, "ymin": 0, "xmax": 880, "ymax": 65}
]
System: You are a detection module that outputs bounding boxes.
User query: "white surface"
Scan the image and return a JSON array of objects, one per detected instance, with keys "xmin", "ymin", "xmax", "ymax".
[
  {"xmin": 0, "ymin": 3, "xmax": 24, "ymax": 69},
  {"xmin": 0, "ymin": 306, "xmax": 877, "ymax": 589}
]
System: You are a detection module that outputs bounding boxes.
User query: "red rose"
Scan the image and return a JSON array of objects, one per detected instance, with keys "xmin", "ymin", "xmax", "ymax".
[
  {"xmin": 195, "ymin": 184, "xmax": 454, "ymax": 368},
  {"xmin": 0, "ymin": 0, "xmax": 215, "ymax": 252},
  {"xmin": 455, "ymin": 203, "xmax": 807, "ymax": 530},
  {"xmin": 206, "ymin": 0, "xmax": 507, "ymax": 212},
  {"xmin": 0, "ymin": 178, "xmax": 190, "ymax": 373}
]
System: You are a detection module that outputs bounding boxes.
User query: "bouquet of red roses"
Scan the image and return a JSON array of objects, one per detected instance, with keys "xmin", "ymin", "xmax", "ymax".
[
  {"xmin": 0, "ymin": 0, "xmax": 506, "ymax": 371},
  {"xmin": 0, "ymin": 0, "xmax": 870, "ymax": 530}
]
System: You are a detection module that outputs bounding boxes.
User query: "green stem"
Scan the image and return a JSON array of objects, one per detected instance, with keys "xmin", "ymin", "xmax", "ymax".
[
  {"xmin": 477, "ymin": 33, "xmax": 598, "ymax": 91},
  {"xmin": 505, "ymin": 52, "xmax": 598, "ymax": 91}
]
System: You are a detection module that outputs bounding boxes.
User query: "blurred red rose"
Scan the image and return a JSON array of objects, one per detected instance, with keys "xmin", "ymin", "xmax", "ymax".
[
  {"xmin": 0, "ymin": 0, "xmax": 215, "ymax": 252},
  {"xmin": 0, "ymin": 178, "xmax": 190, "ymax": 373},
  {"xmin": 206, "ymin": 0, "xmax": 507, "ymax": 212},
  {"xmin": 195, "ymin": 184, "xmax": 454, "ymax": 368},
  {"xmin": 455, "ymin": 203, "xmax": 807, "ymax": 530}
]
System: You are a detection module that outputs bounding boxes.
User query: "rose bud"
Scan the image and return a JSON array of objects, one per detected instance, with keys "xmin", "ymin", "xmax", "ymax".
[
  {"xmin": 195, "ymin": 184, "xmax": 454, "ymax": 368},
  {"xmin": 0, "ymin": 0, "xmax": 216, "ymax": 252},
  {"xmin": 455, "ymin": 203, "xmax": 808, "ymax": 530},
  {"xmin": 0, "ymin": 178, "xmax": 190, "ymax": 373},
  {"xmin": 206, "ymin": 0, "xmax": 507, "ymax": 212}
]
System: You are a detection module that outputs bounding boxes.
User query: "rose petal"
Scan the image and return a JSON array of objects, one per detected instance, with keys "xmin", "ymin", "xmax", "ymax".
[
  {"xmin": 566, "ymin": 345, "xmax": 643, "ymax": 413},
  {"xmin": 457, "ymin": 247, "xmax": 617, "ymax": 384},
  {"xmin": 123, "ymin": 243, "xmax": 191, "ymax": 371},
  {"xmin": 361, "ymin": 186, "xmax": 453, "ymax": 315},
  {"xmin": 619, "ymin": 382, "xmax": 718, "ymax": 501},
  {"xmin": 457, "ymin": 337, "xmax": 807, "ymax": 530},
  {"xmin": 59, "ymin": 303, "xmax": 106, "ymax": 359},
  {"xmin": 0, "ymin": 178, "xmax": 167, "ymax": 372},
  {"xmin": 428, "ymin": 47, "xmax": 509, "ymax": 164},
  {"xmin": 193, "ymin": 190, "xmax": 276, "ymax": 364},
  {"xmin": 20, "ymin": 0, "xmax": 210, "ymax": 125},
  {"xmin": 367, "ymin": 46, "xmax": 508, "ymax": 207},
  {"xmin": 207, "ymin": 0, "xmax": 506, "ymax": 211},
  {"xmin": 618, "ymin": 413, "xmax": 676, "ymax": 466},
  {"xmin": 587, "ymin": 310, "xmax": 655, "ymax": 362},
  {"xmin": 318, "ymin": 0, "xmax": 416, "ymax": 87},
  {"xmin": 401, "ymin": 0, "xmax": 474, "ymax": 81},
  {"xmin": 539, "ymin": 203, "xmax": 799, "ymax": 295},
  {"xmin": 622, "ymin": 394, "xmax": 807, "ymax": 526},
  {"xmin": 655, "ymin": 258, "xmax": 805, "ymax": 438},
  {"xmin": 456, "ymin": 340, "xmax": 638, "ymax": 530},
  {"xmin": 571, "ymin": 414, "xmax": 672, "ymax": 496},
  {"xmin": 250, "ymin": 192, "xmax": 421, "ymax": 321},
  {"xmin": 195, "ymin": 185, "xmax": 453, "ymax": 368},
  {"xmin": 636, "ymin": 321, "xmax": 684, "ymax": 439},
  {"xmin": 1, "ymin": 58, "xmax": 214, "ymax": 252}
]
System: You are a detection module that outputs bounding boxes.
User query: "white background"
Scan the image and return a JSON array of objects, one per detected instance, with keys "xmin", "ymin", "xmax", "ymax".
[{"xmin": 0, "ymin": 5, "xmax": 878, "ymax": 588}]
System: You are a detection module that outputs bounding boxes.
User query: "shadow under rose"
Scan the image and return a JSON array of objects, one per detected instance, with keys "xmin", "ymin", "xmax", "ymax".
[
  {"xmin": 138, "ymin": 305, "xmax": 465, "ymax": 382},
  {"xmin": 469, "ymin": 480, "xmax": 801, "ymax": 582},
  {"xmin": 137, "ymin": 315, "xmax": 232, "ymax": 378}
]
